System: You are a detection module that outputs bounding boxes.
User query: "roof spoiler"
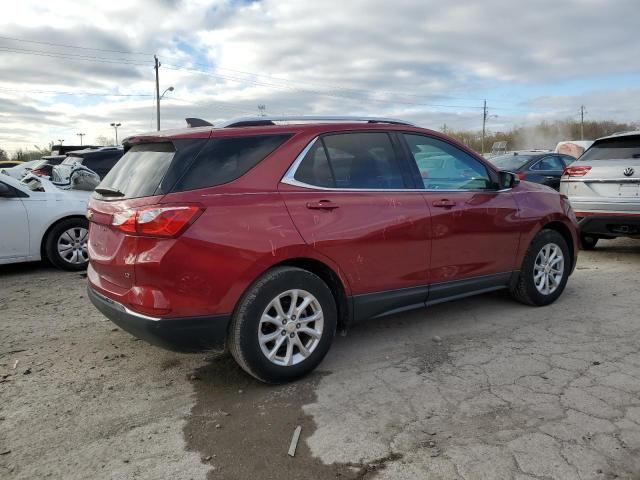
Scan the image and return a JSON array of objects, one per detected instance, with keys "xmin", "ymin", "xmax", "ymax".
[{"xmin": 185, "ymin": 117, "xmax": 214, "ymax": 128}]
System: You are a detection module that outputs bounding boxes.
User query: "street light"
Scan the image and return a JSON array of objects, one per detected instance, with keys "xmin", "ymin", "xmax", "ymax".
[
  {"xmin": 77, "ymin": 133, "xmax": 86, "ymax": 146},
  {"xmin": 110, "ymin": 122, "xmax": 122, "ymax": 145},
  {"xmin": 157, "ymin": 86, "xmax": 174, "ymax": 131}
]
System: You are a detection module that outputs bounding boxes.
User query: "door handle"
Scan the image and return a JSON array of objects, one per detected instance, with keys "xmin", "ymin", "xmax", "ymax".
[
  {"xmin": 306, "ymin": 200, "xmax": 339, "ymax": 210},
  {"xmin": 432, "ymin": 199, "xmax": 456, "ymax": 208}
]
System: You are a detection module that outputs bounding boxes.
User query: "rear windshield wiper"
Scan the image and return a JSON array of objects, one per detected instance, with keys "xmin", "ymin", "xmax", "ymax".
[{"xmin": 94, "ymin": 186, "xmax": 125, "ymax": 197}]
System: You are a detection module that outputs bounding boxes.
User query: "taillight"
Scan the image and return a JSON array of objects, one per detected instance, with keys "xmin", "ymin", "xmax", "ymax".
[
  {"xmin": 111, "ymin": 209, "xmax": 137, "ymax": 234},
  {"xmin": 516, "ymin": 172, "xmax": 526, "ymax": 181},
  {"xmin": 563, "ymin": 166, "xmax": 591, "ymax": 177},
  {"xmin": 111, "ymin": 205, "xmax": 202, "ymax": 238},
  {"xmin": 31, "ymin": 169, "xmax": 47, "ymax": 176}
]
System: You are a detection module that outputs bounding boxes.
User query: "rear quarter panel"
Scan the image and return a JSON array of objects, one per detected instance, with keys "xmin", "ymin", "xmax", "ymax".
[{"xmin": 130, "ymin": 188, "xmax": 352, "ymax": 317}]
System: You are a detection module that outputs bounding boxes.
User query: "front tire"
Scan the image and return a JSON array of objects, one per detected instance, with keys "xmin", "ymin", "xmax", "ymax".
[
  {"xmin": 510, "ymin": 229, "xmax": 570, "ymax": 306},
  {"xmin": 44, "ymin": 218, "xmax": 89, "ymax": 271},
  {"xmin": 228, "ymin": 267, "xmax": 337, "ymax": 383}
]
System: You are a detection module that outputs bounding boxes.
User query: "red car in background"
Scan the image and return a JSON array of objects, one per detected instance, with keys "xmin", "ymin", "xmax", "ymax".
[{"xmin": 86, "ymin": 116, "xmax": 578, "ymax": 383}]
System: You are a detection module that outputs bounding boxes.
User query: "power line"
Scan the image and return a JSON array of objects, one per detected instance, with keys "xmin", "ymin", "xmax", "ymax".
[
  {"xmin": 0, "ymin": 46, "xmax": 150, "ymax": 66},
  {"xmin": 0, "ymin": 86, "xmax": 153, "ymax": 97},
  {"xmin": 0, "ymin": 35, "xmax": 153, "ymax": 56}
]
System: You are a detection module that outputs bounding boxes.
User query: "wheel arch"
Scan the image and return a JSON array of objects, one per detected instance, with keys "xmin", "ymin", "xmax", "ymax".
[
  {"xmin": 269, "ymin": 257, "xmax": 350, "ymax": 331},
  {"xmin": 541, "ymin": 220, "xmax": 576, "ymax": 272}
]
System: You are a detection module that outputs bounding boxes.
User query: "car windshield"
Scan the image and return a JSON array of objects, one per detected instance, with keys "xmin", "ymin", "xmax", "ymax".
[
  {"xmin": 489, "ymin": 154, "xmax": 534, "ymax": 171},
  {"xmin": 580, "ymin": 136, "xmax": 640, "ymax": 161}
]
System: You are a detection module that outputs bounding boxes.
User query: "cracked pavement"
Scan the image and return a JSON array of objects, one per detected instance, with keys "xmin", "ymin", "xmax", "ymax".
[
  {"xmin": 1, "ymin": 238, "xmax": 639, "ymax": 479},
  {"xmin": 305, "ymin": 238, "xmax": 640, "ymax": 479}
]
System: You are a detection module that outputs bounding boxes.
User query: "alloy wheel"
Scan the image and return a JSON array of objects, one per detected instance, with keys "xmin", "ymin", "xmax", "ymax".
[
  {"xmin": 57, "ymin": 227, "xmax": 88, "ymax": 265},
  {"xmin": 533, "ymin": 242, "xmax": 565, "ymax": 295},
  {"xmin": 258, "ymin": 289, "xmax": 324, "ymax": 366}
]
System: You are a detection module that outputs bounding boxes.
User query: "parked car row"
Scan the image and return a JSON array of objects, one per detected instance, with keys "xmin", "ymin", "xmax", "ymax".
[
  {"xmin": 1, "ymin": 146, "xmax": 123, "ymax": 270},
  {"xmin": 2, "ymin": 116, "xmax": 636, "ymax": 383}
]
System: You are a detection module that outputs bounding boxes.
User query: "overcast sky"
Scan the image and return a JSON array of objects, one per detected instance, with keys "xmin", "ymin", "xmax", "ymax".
[{"xmin": 1, "ymin": 0, "xmax": 639, "ymax": 153}]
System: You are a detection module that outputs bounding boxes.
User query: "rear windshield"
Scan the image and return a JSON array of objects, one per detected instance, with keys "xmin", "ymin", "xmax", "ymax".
[
  {"xmin": 489, "ymin": 154, "xmax": 533, "ymax": 171},
  {"xmin": 96, "ymin": 143, "xmax": 175, "ymax": 199},
  {"xmin": 580, "ymin": 136, "xmax": 640, "ymax": 161}
]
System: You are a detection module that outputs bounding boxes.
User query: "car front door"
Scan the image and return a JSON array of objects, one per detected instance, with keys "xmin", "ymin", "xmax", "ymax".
[
  {"xmin": 528, "ymin": 155, "xmax": 566, "ymax": 190},
  {"xmin": 400, "ymin": 133, "xmax": 521, "ymax": 301},
  {"xmin": 280, "ymin": 131, "xmax": 431, "ymax": 321},
  {"xmin": 0, "ymin": 180, "xmax": 29, "ymax": 262}
]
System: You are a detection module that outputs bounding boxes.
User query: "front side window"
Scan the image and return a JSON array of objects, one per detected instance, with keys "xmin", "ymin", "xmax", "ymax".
[
  {"xmin": 293, "ymin": 132, "xmax": 405, "ymax": 189},
  {"xmin": 403, "ymin": 134, "xmax": 492, "ymax": 190}
]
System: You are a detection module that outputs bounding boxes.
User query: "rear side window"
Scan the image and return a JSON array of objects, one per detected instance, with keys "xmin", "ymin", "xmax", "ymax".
[
  {"xmin": 172, "ymin": 134, "xmax": 291, "ymax": 192},
  {"xmin": 580, "ymin": 136, "xmax": 640, "ymax": 161},
  {"xmin": 97, "ymin": 143, "xmax": 175, "ymax": 199},
  {"xmin": 294, "ymin": 132, "xmax": 406, "ymax": 189}
]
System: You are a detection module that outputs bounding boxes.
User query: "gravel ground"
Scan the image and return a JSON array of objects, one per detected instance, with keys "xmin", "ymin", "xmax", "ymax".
[{"xmin": 1, "ymin": 238, "xmax": 639, "ymax": 479}]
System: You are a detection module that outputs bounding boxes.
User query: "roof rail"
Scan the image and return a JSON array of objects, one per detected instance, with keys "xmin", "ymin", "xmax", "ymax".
[{"xmin": 219, "ymin": 116, "xmax": 417, "ymax": 128}]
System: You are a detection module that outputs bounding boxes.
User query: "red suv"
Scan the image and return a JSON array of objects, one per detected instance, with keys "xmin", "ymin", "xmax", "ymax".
[{"xmin": 87, "ymin": 116, "xmax": 579, "ymax": 383}]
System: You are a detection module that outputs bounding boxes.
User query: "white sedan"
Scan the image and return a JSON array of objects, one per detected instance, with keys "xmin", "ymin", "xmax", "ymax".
[{"xmin": 0, "ymin": 174, "xmax": 91, "ymax": 270}]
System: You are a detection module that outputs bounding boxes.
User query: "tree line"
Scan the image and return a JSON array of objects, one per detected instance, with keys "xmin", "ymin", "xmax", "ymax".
[{"xmin": 442, "ymin": 119, "xmax": 638, "ymax": 153}]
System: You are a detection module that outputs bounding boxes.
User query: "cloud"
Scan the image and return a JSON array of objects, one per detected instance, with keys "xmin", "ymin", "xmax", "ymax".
[{"xmin": 0, "ymin": 0, "xmax": 638, "ymax": 153}]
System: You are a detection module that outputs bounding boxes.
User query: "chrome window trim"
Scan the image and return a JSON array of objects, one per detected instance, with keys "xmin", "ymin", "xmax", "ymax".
[{"xmin": 280, "ymin": 136, "xmax": 512, "ymax": 194}]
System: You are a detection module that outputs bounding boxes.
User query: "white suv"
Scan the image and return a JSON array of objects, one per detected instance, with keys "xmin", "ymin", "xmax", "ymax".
[{"xmin": 560, "ymin": 131, "xmax": 640, "ymax": 249}]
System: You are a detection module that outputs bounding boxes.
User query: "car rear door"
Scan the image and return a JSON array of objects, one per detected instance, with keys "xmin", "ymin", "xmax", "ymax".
[
  {"xmin": 400, "ymin": 133, "xmax": 520, "ymax": 299},
  {"xmin": 528, "ymin": 155, "xmax": 566, "ymax": 190},
  {"xmin": 279, "ymin": 131, "xmax": 431, "ymax": 319}
]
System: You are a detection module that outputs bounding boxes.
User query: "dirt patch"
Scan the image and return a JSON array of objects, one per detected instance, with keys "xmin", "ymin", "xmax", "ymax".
[{"xmin": 184, "ymin": 356, "xmax": 395, "ymax": 479}]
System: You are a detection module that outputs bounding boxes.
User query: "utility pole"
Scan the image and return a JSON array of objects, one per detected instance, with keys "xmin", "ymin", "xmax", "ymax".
[
  {"xmin": 77, "ymin": 133, "xmax": 85, "ymax": 146},
  {"xmin": 155, "ymin": 55, "xmax": 161, "ymax": 131},
  {"xmin": 580, "ymin": 105, "xmax": 586, "ymax": 140},
  {"xmin": 482, "ymin": 99, "xmax": 487, "ymax": 155}
]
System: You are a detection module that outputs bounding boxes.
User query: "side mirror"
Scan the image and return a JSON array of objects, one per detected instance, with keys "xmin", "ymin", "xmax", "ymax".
[
  {"xmin": 0, "ymin": 182, "xmax": 14, "ymax": 197},
  {"xmin": 498, "ymin": 171, "xmax": 520, "ymax": 189}
]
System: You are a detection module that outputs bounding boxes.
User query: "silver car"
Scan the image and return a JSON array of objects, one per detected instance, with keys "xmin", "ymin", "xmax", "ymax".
[{"xmin": 560, "ymin": 131, "xmax": 640, "ymax": 249}]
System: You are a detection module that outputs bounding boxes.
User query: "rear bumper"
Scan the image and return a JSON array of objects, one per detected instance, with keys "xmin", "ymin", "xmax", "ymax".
[
  {"xmin": 577, "ymin": 214, "xmax": 640, "ymax": 238},
  {"xmin": 88, "ymin": 286, "xmax": 230, "ymax": 353}
]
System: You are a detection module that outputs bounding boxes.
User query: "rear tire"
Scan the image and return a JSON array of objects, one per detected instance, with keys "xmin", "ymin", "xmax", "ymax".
[
  {"xmin": 510, "ymin": 229, "xmax": 570, "ymax": 306},
  {"xmin": 228, "ymin": 267, "xmax": 337, "ymax": 383},
  {"xmin": 580, "ymin": 234, "xmax": 599, "ymax": 250},
  {"xmin": 44, "ymin": 218, "xmax": 89, "ymax": 271}
]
